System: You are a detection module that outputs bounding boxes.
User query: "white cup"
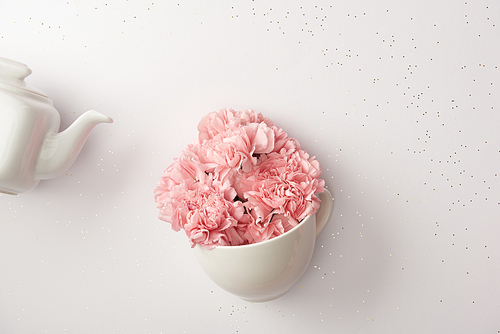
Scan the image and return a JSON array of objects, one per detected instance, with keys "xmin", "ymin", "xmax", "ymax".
[{"xmin": 194, "ymin": 189, "xmax": 333, "ymax": 302}]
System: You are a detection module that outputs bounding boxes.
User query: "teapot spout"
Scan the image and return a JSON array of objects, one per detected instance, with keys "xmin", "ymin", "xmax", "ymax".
[{"xmin": 35, "ymin": 110, "xmax": 113, "ymax": 180}]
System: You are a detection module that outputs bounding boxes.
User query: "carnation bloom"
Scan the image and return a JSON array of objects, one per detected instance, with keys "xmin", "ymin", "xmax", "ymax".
[
  {"xmin": 242, "ymin": 211, "xmax": 286, "ymax": 244},
  {"xmin": 234, "ymin": 109, "xmax": 274, "ymax": 128},
  {"xmin": 197, "ymin": 108, "xmax": 240, "ymax": 142},
  {"xmin": 154, "ymin": 151, "xmax": 208, "ymax": 226},
  {"xmin": 240, "ymin": 149, "xmax": 325, "ymax": 224},
  {"xmin": 193, "ymin": 121, "xmax": 276, "ymax": 184},
  {"xmin": 155, "ymin": 161, "xmax": 245, "ymax": 249},
  {"xmin": 197, "ymin": 108, "xmax": 274, "ymax": 143},
  {"xmin": 174, "ymin": 182, "xmax": 245, "ymax": 249},
  {"xmin": 271, "ymin": 125, "xmax": 301, "ymax": 154},
  {"xmin": 154, "ymin": 108, "xmax": 326, "ymax": 248}
]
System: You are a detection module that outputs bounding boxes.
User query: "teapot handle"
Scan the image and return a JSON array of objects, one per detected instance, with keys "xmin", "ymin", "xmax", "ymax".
[{"xmin": 315, "ymin": 189, "xmax": 333, "ymax": 237}]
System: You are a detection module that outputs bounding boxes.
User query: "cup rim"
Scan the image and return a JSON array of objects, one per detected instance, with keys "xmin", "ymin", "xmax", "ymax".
[{"xmin": 200, "ymin": 213, "xmax": 314, "ymax": 251}]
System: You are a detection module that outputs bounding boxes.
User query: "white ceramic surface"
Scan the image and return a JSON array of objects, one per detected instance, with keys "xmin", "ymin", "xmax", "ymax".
[
  {"xmin": 194, "ymin": 189, "xmax": 333, "ymax": 302},
  {"xmin": 0, "ymin": 57, "xmax": 113, "ymax": 195}
]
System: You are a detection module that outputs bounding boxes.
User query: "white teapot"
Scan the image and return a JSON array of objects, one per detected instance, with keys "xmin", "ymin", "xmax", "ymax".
[{"xmin": 0, "ymin": 57, "xmax": 113, "ymax": 195}]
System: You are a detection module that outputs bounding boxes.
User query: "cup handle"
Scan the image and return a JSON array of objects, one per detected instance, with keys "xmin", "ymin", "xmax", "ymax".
[{"xmin": 315, "ymin": 189, "xmax": 333, "ymax": 237}]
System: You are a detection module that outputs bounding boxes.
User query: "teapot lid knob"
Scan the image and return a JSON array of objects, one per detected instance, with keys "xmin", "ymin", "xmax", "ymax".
[
  {"xmin": 0, "ymin": 57, "xmax": 48, "ymax": 98},
  {"xmin": 0, "ymin": 57, "xmax": 32, "ymax": 81}
]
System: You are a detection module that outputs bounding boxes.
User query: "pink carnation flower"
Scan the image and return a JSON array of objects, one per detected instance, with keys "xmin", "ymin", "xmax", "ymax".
[
  {"xmin": 154, "ymin": 108, "xmax": 326, "ymax": 248},
  {"xmin": 271, "ymin": 125, "xmax": 301, "ymax": 154},
  {"xmin": 197, "ymin": 108, "xmax": 240, "ymax": 142},
  {"xmin": 240, "ymin": 149, "xmax": 325, "ymax": 223},
  {"xmin": 234, "ymin": 109, "xmax": 274, "ymax": 128},
  {"xmin": 196, "ymin": 122, "xmax": 274, "ymax": 173},
  {"xmin": 197, "ymin": 108, "xmax": 274, "ymax": 143},
  {"xmin": 174, "ymin": 181, "xmax": 245, "ymax": 249},
  {"xmin": 154, "ymin": 151, "xmax": 208, "ymax": 226}
]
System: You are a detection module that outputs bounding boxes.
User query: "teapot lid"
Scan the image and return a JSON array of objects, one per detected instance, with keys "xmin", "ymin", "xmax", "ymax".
[{"xmin": 0, "ymin": 57, "xmax": 48, "ymax": 98}]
